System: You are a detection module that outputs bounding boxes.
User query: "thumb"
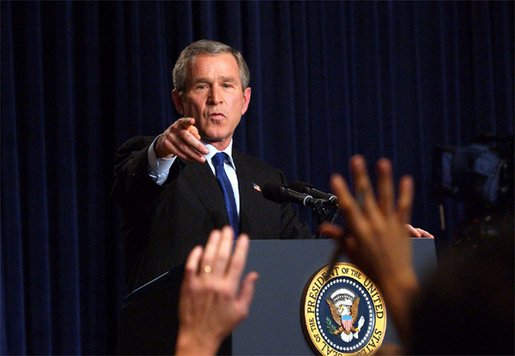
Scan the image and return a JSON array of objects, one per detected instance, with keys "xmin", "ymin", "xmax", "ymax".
[
  {"xmin": 236, "ymin": 272, "xmax": 259, "ymax": 317},
  {"xmin": 188, "ymin": 124, "xmax": 202, "ymax": 141}
]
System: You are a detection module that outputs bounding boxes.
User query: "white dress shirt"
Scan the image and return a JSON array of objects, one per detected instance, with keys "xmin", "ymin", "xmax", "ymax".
[{"xmin": 147, "ymin": 137, "xmax": 240, "ymax": 214}]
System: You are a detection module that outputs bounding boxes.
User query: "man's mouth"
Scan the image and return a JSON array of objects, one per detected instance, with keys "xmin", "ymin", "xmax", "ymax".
[{"xmin": 208, "ymin": 112, "xmax": 226, "ymax": 120}]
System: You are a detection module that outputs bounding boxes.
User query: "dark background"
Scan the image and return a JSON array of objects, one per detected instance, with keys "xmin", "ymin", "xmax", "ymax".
[{"xmin": 2, "ymin": 1, "xmax": 513, "ymax": 354}]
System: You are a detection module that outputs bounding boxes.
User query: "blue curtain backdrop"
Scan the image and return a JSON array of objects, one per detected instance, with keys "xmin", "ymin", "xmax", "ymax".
[{"xmin": 1, "ymin": 1, "xmax": 513, "ymax": 354}]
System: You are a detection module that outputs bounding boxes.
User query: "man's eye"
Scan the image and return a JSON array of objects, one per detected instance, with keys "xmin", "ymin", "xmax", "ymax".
[
  {"xmin": 223, "ymin": 83, "xmax": 235, "ymax": 88},
  {"xmin": 196, "ymin": 84, "xmax": 208, "ymax": 89}
]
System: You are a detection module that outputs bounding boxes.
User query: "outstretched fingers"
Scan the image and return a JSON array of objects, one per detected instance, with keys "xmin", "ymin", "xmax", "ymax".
[
  {"xmin": 231, "ymin": 234, "xmax": 258, "ymax": 319},
  {"xmin": 349, "ymin": 156, "xmax": 383, "ymax": 227},
  {"xmin": 162, "ymin": 118, "xmax": 208, "ymax": 163},
  {"xmin": 397, "ymin": 175, "xmax": 414, "ymax": 225},
  {"xmin": 330, "ymin": 172, "xmax": 371, "ymax": 244},
  {"xmin": 200, "ymin": 229, "xmax": 222, "ymax": 276},
  {"xmin": 183, "ymin": 245, "xmax": 204, "ymax": 288},
  {"xmin": 212, "ymin": 226, "xmax": 233, "ymax": 278},
  {"xmin": 330, "ymin": 173, "xmax": 360, "ymax": 223},
  {"xmin": 226, "ymin": 233, "xmax": 249, "ymax": 283},
  {"xmin": 376, "ymin": 158, "xmax": 394, "ymax": 216},
  {"xmin": 319, "ymin": 222, "xmax": 345, "ymax": 240},
  {"xmin": 236, "ymin": 271, "xmax": 259, "ymax": 320}
]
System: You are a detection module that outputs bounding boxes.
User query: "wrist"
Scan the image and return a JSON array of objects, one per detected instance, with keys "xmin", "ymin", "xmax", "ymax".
[
  {"xmin": 383, "ymin": 268, "xmax": 419, "ymax": 302},
  {"xmin": 154, "ymin": 136, "xmax": 176, "ymax": 159},
  {"xmin": 379, "ymin": 268, "xmax": 419, "ymax": 344},
  {"xmin": 175, "ymin": 330, "xmax": 220, "ymax": 356}
]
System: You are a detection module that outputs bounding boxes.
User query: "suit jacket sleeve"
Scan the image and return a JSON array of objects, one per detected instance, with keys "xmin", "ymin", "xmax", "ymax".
[{"xmin": 111, "ymin": 136, "xmax": 164, "ymax": 286}]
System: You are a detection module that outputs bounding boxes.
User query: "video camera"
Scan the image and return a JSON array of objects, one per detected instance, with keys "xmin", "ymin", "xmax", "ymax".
[{"xmin": 433, "ymin": 134, "xmax": 513, "ymax": 215}]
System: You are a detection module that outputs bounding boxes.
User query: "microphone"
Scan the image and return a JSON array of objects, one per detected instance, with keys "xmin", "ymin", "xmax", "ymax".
[
  {"xmin": 289, "ymin": 181, "xmax": 338, "ymax": 206},
  {"xmin": 262, "ymin": 183, "xmax": 329, "ymax": 209}
]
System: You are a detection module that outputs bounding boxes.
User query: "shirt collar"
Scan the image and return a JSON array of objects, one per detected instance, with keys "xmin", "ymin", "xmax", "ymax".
[{"xmin": 205, "ymin": 140, "xmax": 236, "ymax": 169}]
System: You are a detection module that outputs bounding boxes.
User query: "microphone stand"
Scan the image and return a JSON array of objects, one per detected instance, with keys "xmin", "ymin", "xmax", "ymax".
[{"xmin": 312, "ymin": 203, "xmax": 339, "ymax": 239}]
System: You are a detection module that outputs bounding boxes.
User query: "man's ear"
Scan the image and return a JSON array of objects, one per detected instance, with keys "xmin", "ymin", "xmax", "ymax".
[
  {"xmin": 241, "ymin": 87, "xmax": 252, "ymax": 116},
  {"xmin": 172, "ymin": 89, "xmax": 184, "ymax": 115}
]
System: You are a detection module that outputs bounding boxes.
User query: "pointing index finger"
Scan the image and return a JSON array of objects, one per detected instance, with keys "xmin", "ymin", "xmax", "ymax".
[{"xmin": 178, "ymin": 117, "xmax": 209, "ymax": 156}]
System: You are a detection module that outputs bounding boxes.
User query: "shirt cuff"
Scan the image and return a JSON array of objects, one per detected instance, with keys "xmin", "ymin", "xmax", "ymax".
[{"xmin": 148, "ymin": 136, "xmax": 176, "ymax": 185}]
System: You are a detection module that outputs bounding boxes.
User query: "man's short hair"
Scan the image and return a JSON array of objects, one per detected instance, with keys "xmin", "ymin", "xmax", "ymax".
[{"xmin": 172, "ymin": 39, "xmax": 250, "ymax": 93}]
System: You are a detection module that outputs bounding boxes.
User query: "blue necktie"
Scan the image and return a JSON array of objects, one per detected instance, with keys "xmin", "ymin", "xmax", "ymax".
[{"xmin": 212, "ymin": 152, "xmax": 239, "ymax": 237}]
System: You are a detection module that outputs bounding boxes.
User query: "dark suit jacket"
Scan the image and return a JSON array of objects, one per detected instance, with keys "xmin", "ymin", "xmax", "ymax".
[{"xmin": 112, "ymin": 136, "xmax": 312, "ymax": 291}]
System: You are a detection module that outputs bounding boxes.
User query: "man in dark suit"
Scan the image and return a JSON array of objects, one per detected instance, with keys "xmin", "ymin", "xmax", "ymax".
[{"xmin": 112, "ymin": 40, "xmax": 312, "ymax": 291}]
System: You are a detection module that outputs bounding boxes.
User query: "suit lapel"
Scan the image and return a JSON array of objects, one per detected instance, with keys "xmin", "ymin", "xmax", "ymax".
[
  {"xmin": 233, "ymin": 151, "xmax": 262, "ymax": 237},
  {"xmin": 181, "ymin": 160, "xmax": 230, "ymax": 227},
  {"xmin": 177, "ymin": 152, "xmax": 264, "ymax": 235}
]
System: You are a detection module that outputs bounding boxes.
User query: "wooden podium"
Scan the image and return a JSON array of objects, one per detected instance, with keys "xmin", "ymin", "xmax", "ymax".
[{"xmin": 117, "ymin": 238, "xmax": 437, "ymax": 355}]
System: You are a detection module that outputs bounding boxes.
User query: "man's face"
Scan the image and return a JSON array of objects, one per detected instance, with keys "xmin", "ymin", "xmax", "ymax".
[{"xmin": 173, "ymin": 53, "xmax": 251, "ymax": 150}]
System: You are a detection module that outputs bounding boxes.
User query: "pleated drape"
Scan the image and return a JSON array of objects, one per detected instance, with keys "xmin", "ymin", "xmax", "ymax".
[{"xmin": 1, "ymin": 1, "xmax": 512, "ymax": 354}]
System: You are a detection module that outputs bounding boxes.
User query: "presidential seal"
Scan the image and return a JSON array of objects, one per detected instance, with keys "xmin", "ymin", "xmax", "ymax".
[{"xmin": 301, "ymin": 262, "xmax": 387, "ymax": 355}]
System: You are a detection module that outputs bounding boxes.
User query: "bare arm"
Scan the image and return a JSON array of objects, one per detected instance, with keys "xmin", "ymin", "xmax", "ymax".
[
  {"xmin": 320, "ymin": 155, "xmax": 420, "ymax": 346},
  {"xmin": 175, "ymin": 227, "xmax": 259, "ymax": 356}
]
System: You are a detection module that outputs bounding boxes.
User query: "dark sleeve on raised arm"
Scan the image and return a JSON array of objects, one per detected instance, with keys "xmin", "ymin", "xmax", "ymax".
[
  {"xmin": 111, "ymin": 135, "xmax": 164, "ymax": 288},
  {"xmin": 111, "ymin": 136, "xmax": 162, "ymax": 207}
]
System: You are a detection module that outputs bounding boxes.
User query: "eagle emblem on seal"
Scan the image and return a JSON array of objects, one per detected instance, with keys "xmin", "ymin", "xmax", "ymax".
[{"xmin": 326, "ymin": 288, "xmax": 365, "ymax": 342}]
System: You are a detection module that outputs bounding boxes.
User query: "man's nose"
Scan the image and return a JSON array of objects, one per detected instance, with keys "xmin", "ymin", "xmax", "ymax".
[{"xmin": 208, "ymin": 85, "xmax": 223, "ymax": 104}]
